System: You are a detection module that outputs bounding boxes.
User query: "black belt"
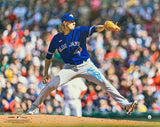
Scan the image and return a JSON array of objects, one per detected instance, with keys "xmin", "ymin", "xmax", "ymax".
[{"xmin": 69, "ymin": 59, "xmax": 88, "ymax": 65}]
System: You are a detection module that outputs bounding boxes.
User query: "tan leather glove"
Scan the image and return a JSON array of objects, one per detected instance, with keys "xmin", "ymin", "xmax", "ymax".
[{"xmin": 104, "ymin": 21, "xmax": 121, "ymax": 32}]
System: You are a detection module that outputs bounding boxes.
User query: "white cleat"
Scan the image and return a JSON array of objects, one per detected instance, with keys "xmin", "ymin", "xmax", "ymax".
[
  {"xmin": 125, "ymin": 101, "xmax": 138, "ymax": 115},
  {"xmin": 26, "ymin": 106, "xmax": 39, "ymax": 115}
]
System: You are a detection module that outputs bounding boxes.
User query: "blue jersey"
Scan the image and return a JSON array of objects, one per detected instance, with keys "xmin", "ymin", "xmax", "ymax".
[{"xmin": 46, "ymin": 26, "xmax": 96, "ymax": 64}]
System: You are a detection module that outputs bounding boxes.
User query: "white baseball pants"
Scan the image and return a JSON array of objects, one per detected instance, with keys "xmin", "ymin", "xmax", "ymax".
[{"xmin": 33, "ymin": 59, "xmax": 129, "ymax": 109}]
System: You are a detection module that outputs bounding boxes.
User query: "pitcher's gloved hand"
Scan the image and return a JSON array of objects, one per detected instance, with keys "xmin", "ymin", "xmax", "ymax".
[{"xmin": 104, "ymin": 21, "xmax": 121, "ymax": 32}]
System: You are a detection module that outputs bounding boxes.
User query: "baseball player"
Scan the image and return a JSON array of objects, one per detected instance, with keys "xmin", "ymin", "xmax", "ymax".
[
  {"xmin": 57, "ymin": 78, "xmax": 87, "ymax": 117},
  {"xmin": 27, "ymin": 13, "xmax": 137, "ymax": 115}
]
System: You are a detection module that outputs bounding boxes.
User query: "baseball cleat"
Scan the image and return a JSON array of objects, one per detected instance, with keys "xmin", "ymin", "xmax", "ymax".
[
  {"xmin": 124, "ymin": 101, "xmax": 138, "ymax": 115},
  {"xmin": 26, "ymin": 106, "xmax": 39, "ymax": 115}
]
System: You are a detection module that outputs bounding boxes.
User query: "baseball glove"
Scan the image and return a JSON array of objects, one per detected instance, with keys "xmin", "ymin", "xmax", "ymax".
[{"xmin": 104, "ymin": 21, "xmax": 121, "ymax": 32}]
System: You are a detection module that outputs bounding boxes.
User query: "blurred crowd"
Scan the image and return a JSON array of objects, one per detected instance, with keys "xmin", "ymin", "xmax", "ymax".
[{"xmin": 0, "ymin": 0, "xmax": 160, "ymax": 115}]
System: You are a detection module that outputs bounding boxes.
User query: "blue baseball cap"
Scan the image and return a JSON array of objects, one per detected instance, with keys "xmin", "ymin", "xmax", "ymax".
[{"xmin": 61, "ymin": 13, "xmax": 78, "ymax": 22}]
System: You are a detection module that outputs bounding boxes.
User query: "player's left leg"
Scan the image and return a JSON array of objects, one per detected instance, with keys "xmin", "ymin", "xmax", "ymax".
[{"xmin": 77, "ymin": 60, "xmax": 137, "ymax": 114}]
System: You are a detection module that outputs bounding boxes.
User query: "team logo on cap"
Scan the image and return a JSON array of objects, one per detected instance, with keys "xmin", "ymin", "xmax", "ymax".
[{"xmin": 69, "ymin": 14, "xmax": 73, "ymax": 17}]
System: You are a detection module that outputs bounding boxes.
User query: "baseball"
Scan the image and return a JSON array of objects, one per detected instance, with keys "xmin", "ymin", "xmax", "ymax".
[{"xmin": 147, "ymin": 115, "xmax": 152, "ymax": 119}]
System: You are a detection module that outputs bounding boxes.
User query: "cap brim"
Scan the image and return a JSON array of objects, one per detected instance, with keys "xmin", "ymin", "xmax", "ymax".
[{"xmin": 65, "ymin": 17, "xmax": 78, "ymax": 22}]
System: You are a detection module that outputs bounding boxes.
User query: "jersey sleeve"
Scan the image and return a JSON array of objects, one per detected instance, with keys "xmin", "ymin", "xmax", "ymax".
[
  {"xmin": 46, "ymin": 37, "xmax": 56, "ymax": 59},
  {"xmin": 79, "ymin": 26, "xmax": 96, "ymax": 37}
]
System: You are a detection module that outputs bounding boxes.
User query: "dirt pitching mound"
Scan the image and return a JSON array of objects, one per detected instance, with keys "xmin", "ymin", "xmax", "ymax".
[{"xmin": 0, "ymin": 115, "xmax": 159, "ymax": 127}]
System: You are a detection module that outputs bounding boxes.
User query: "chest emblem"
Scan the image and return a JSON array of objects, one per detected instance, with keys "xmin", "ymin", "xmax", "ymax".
[{"xmin": 74, "ymin": 47, "xmax": 82, "ymax": 56}]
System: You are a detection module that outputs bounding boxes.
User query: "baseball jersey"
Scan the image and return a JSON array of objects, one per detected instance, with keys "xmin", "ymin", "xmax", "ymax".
[
  {"xmin": 57, "ymin": 78, "xmax": 87, "ymax": 100},
  {"xmin": 46, "ymin": 26, "xmax": 96, "ymax": 64}
]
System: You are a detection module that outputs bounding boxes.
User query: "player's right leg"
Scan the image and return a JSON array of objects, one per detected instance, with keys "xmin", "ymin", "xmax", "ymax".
[{"xmin": 26, "ymin": 65, "xmax": 78, "ymax": 115}]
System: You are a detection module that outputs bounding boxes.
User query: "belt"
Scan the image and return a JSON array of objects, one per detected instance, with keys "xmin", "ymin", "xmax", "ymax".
[{"xmin": 70, "ymin": 58, "xmax": 89, "ymax": 65}]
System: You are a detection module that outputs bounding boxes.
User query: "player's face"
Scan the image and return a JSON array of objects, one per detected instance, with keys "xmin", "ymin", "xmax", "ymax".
[{"xmin": 67, "ymin": 20, "xmax": 76, "ymax": 30}]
